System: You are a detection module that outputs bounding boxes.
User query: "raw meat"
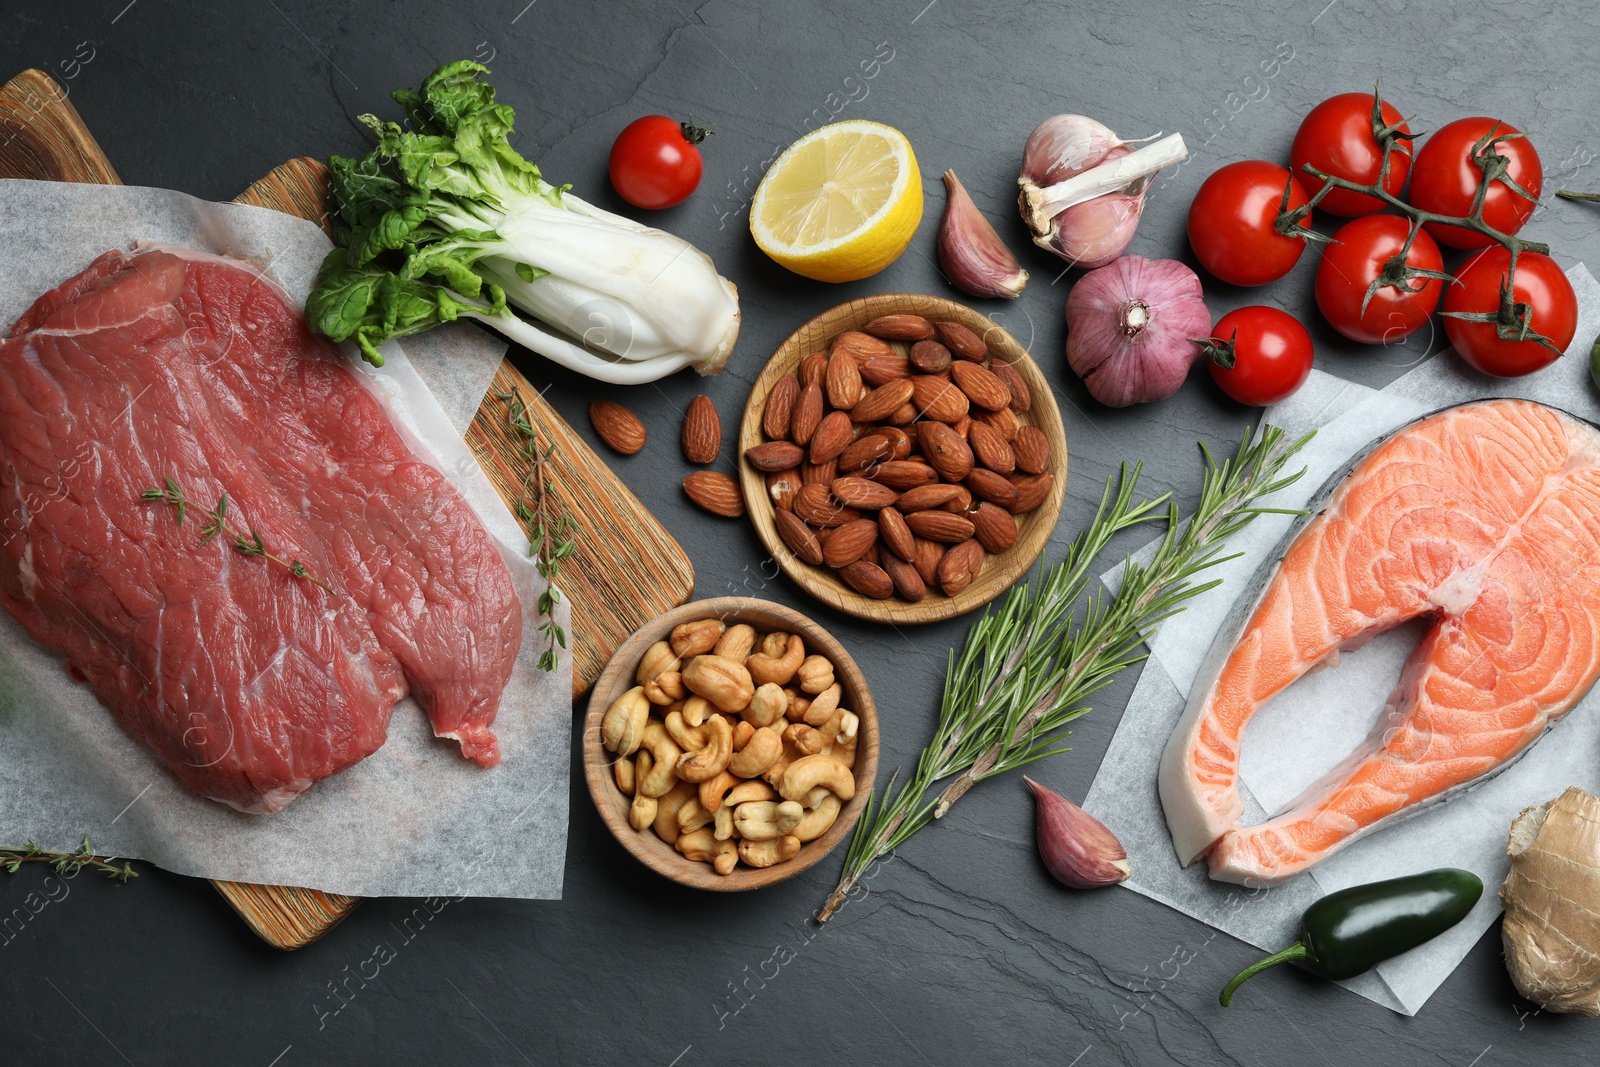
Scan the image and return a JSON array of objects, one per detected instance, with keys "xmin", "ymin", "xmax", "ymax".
[
  {"xmin": 0, "ymin": 248, "xmax": 522, "ymax": 812},
  {"xmin": 1159, "ymin": 399, "xmax": 1600, "ymax": 884}
]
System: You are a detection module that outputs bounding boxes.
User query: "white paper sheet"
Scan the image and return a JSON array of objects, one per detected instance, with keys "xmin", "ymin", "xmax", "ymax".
[
  {"xmin": 0, "ymin": 179, "xmax": 572, "ymax": 899},
  {"xmin": 1085, "ymin": 264, "xmax": 1600, "ymax": 1014}
]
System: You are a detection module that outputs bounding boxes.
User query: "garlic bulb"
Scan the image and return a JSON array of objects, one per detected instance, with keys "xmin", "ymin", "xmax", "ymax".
[
  {"xmin": 1018, "ymin": 115, "xmax": 1187, "ymax": 268},
  {"xmin": 1026, "ymin": 777, "xmax": 1130, "ymax": 890},
  {"xmin": 1501, "ymin": 786, "xmax": 1600, "ymax": 1015},
  {"xmin": 1064, "ymin": 256, "xmax": 1211, "ymax": 407},
  {"xmin": 938, "ymin": 170, "xmax": 1029, "ymax": 299}
]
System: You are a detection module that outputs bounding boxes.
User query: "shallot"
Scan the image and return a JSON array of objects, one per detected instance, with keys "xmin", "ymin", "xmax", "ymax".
[{"xmin": 1065, "ymin": 256, "xmax": 1211, "ymax": 407}]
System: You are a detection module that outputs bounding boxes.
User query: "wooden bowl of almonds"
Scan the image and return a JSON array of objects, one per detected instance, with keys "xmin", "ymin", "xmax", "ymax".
[
  {"xmin": 738, "ymin": 293, "xmax": 1067, "ymax": 624},
  {"xmin": 583, "ymin": 597, "xmax": 879, "ymax": 891}
]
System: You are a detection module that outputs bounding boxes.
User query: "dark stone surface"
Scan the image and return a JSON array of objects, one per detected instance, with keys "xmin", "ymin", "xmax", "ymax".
[{"xmin": 1, "ymin": 1, "xmax": 1594, "ymax": 1063}]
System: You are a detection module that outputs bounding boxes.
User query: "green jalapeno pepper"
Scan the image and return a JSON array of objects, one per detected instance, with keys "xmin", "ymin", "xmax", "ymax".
[{"xmin": 1218, "ymin": 868, "xmax": 1483, "ymax": 1006}]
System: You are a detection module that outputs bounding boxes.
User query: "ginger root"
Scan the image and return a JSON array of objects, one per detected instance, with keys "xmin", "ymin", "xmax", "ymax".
[{"xmin": 1500, "ymin": 786, "xmax": 1600, "ymax": 1015}]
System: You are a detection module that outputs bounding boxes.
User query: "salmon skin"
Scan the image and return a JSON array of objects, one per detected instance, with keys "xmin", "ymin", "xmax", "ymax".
[{"xmin": 1159, "ymin": 399, "xmax": 1600, "ymax": 885}]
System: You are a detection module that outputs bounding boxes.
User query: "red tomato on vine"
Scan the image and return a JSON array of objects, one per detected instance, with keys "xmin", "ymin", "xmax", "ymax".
[
  {"xmin": 1290, "ymin": 92, "xmax": 1412, "ymax": 217},
  {"xmin": 1441, "ymin": 248, "xmax": 1575, "ymax": 377},
  {"xmin": 1314, "ymin": 215, "xmax": 1445, "ymax": 345},
  {"xmin": 1205, "ymin": 306, "xmax": 1314, "ymax": 406},
  {"xmin": 1187, "ymin": 161, "xmax": 1314, "ymax": 287},
  {"xmin": 1408, "ymin": 117, "xmax": 1542, "ymax": 249}
]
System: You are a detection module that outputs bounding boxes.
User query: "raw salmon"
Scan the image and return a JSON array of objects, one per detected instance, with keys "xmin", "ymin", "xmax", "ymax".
[{"xmin": 1159, "ymin": 399, "xmax": 1600, "ymax": 885}]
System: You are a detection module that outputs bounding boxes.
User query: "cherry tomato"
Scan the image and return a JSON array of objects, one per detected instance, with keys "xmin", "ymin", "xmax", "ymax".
[
  {"xmin": 608, "ymin": 116, "xmax": 708, "ymax": 209},
  {"xmin": 1314, "ymin": 215, "xmax": 1444, "ymax": 345},
  {"xmin": 1188, "ymin": 161, "xmax": 1314, "ymax": 287},
  {"xmin": 1290, "ymin": 92, "xmax": 1412, "ymax": 217},
  {"xmin": 1441, "ymin": 247, "xmax": 1575, "ymax": 377},
  {"xmin": 1408, "ymin": 117, "xmax": 1541, "ymax": 249},
  {"xmin": 1206, "ymin": 306, "xmax": 1314, "ymax": 406}
]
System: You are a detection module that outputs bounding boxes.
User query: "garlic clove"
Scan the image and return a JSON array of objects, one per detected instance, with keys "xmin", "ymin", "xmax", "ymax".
[
  {"xmin": 938, "ymin": 170, "xmax": 1029, "ymax": 300},
  {"xmin": 1026, "ymin": 776, "xmax": 1131, "ymax": 889}
]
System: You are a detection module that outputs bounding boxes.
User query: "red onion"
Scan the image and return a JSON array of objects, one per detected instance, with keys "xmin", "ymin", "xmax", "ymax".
[{"xmin": 1065, "ymin": 256, "xmax": 1211, "ymax": 407}]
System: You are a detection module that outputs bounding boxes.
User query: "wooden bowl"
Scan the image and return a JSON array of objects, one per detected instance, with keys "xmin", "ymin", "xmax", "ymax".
[
  {"xmin": 738, "ymin": 293, "xmax": 1068, "ymax": 624},
  {"xmin": 583, "ymin": 597, "xmax": 880, "ymax": 891}
]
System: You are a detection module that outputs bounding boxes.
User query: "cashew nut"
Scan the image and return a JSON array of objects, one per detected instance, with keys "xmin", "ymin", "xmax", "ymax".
[
  {"xmin": 734, "ymin": 800, "xmax": 805, "ymax": 840},
  {"xmin": 682, "ymin": 655, "xmax": 755, "ymax": 713},
  {"xmin": 758, "ymin": 631, "xmax": 787, "ymax": 659},
  {"xmin": 635, "ymin": 640, "xmax": 682, "ymax": 686},
  {"xmin": 783, "ymin": 722, "xmax": 823, "ymax": 757},
  {"xmin": 636, "ymin": 722, "xmax": 683, "ymax": 798},
  {"xmin": 738, "ymin": 834, "xmax": 801, "ymax": 868},
  {"xmin": 613, "ymin": 754, "xmax": 636, "ymax": 795},
  {"xmin": 779, "ymin": 754, "xmax": 856, "ymax": 802},
  {"xmin": 786, "ymin": 693, "xmax": 812, "ymax": 723},
  {"xmin": 793, "ymin": 793, "xmax": 842, "ymax": 843},
  {"xmin": 725, "ymin": 780, "xmax": 776, "ymax": 807},
  {"xmin": 803, "ymin": 682, "xmax": 842, "ymax": 727},
  {"xmin": 676, "ymin": 827, "xmax": 719, "ymax": 863},
  {"xmin": 675, "ymin": 713, "xmax": 733, "ymax": 782},
  {"xmin": 712, "ymin": 838, "xmax": 738, "ymax": 875},
  {"xmin": 652, "ymin": 780, "xmax": 696, "ymax": 844},
  {"xmin": 677, "ymin": 796, "xmax": 713, "ymax": 834},
  {"xmin": 732, "ymin": 720, "xmax": 755, "ymax": 751},
  {"xmin": 713, "ymin": 623, "xmax": 757, "ymax": 662},
  {"xmin": 816, "ymin": 708, "xmax": 845, "ymax": 751},
  {"xmin": 644, "ymin": 670, "xmax": 686, "ymax": 705},
  {"xmin": 698, "ymin": 770, "xmax": 741, "ymax": 814},
  {"xmin": 664, "ymin": 709, "xmax": 709, "ymax": 752},
  {"xmin": 629, "ymin": 785, "xmax": 657, "ymax": 832},
  {"xmin": 601, "ymin": 686, "xmax": 651, "ymax": 756},
  {"xmin": 802, "ymin": 785, "xmax": 832, "ymax": 809},
  {"xmin": 713, "ymin": 803, "xmax": 735, "ymax": 841},
  {"xmin": 682, "ymin": 695, "xmax": 714, "ymax": 728},
  {"xmin": 671, "ymin": 618, "xmax": 726, "ymax": 659},
  {"xmin": 747, "ymin": 633, "xmax": 805, "ymax": 687},
  {"xmin": 795, "ymin": 654, "xmax": 835, "ymax": 695},
  {"xmin": 833, "ymin": 725, "xmax": 859, "ymax": 770},
  {"xmin": 744, "ymin": 683, "xmax": 789, "ymax": 727},
  {"xmin": 762, "ymin": 731, "xmax": 806, "ymax": 789},
  {"xmin": 728, "ymin": 725, "xmax": 784, "ymax": 778}
]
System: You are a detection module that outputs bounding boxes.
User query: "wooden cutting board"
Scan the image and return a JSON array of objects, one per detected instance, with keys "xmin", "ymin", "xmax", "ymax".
[{"xmin": 0, "ymin": 69, "xmax": 695, "ymax": 948}]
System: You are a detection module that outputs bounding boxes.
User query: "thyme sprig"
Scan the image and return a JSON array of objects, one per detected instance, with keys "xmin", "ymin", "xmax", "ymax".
[
  {"xmin": 818, "ymin": 426, "xmax": 1310, "ymax": 922},
  {"xmin": 1, "ymin": 837, "xmax": 137, "ymax": 882},
  {"xmin": 140, "ymin": 478, "xmax": 336, "ymax": 596},
  {"xmin": 498, "ymin": 390, "xmax": 574, "ymax": 672}
]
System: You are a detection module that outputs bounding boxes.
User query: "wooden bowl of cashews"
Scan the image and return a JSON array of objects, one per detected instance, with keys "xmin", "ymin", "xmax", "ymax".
[{"xmin": 583, "ymin": 596, "xmax": 879, "ymax": 891}]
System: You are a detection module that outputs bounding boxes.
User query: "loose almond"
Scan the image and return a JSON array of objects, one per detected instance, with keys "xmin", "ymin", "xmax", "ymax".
[
  {"xmin": 797, "ymin": 352, "xmax": 829, "ymax": 388},
  {"xmin": 589, "ymin": 399, "xmax": 647, "ymax": 455},
  {"xmin": 966, "ymin": 468, "xmax": 1021, "ymax": 509},
  {"xmin": 766, "ymin": 469, "xmax": 801, "ymax": 512},
  {"xmin": 905, "ymin": 511, "xmax": 976, "ymax": 543},
  {"xmin": 825, "ymin": 352, "xmax": 864, "ymax": 410},
  {"xmin": 839, "ymin": 559, "xmax": 894, "ymax": 599},
  {"xmin": 808, "ymin": 410, "xmax": 854, "ymax": 464},
  {"xmin": 791, "ymin": 381, "xmax": 825, "ymax": 445},
  {"xmin": 831, "ymin": 476, "xmax": 898, "ymax": 510},
  {"xmin": 800, "ymin": 457, "xmax": 839, "ymax": 486},
  {"xmin": 912, "ymin": 536, "xmax": 945, "ymax": 585},
  {"xmin": 1013, "ymin": 426, "xmax": 1050, "ymax": 474},
  {"xmin": 967, "ymin": 420, "xmax": 1016, "ymax": 474},
  {"xmin": 681, "ymin": 395, "xmax": 721, "ymax": 464},
  {"xmin": 919, "ymin": 421, "xmax": 976, "ymax": 482},
  {"xmin": 971, "ymin": 502, "xmax": 1018, "ymax": 553},
  {"xmin": 864, "ymin": 314, "xmax": 935, "ymax": 341},
  {"xmin": 896, "ymin": 484, "xmax": 963, "ymax": 512},
  {"xmin": 878, "ymin": 506, "xmax": 915, "ymax": 561},
  {"xmin": 974, "ymin": 405, "xmax": 1019, "ymax": 441},
  {"xmin": 822, "ymin": 519, "xmax": 879, "ymax": 568},
  {"xmin": 940, "ymin": 485, "xmax": 975, "ymax": 514},
  {"xmin": 763, "ymin": 374, "xmax": 800, "ymax": 440},
  {"xmin": 989, "ymin": 359, "xmax": 1032, "ymax": 413},
  {"xmin": 886, "ymin": 403, "xmax": 919, "ymax": 426},
  {"xmin": 950, "ymin": 360, "xmax": 1011, "ymax": 412},
  {"xmin": 909, "ymin": 339, "xmax": 953, "ymax": 374},
  {"xmin": 745, "ymin": 441, "xmax": 804, "ymax": 472},
  {"xmin": 850, "ymin": 379, "xmax": 915, "ymax": 423},
  {"xmin": 869, "ymin": 460, "xmax": 940, "ymax": 491},
  {"xmin": 831, "ymin": 331, "xmax": 896, "ymax": 364},
  {"xmin": 774, "ymin": 509, "xmax": 824, "ymax": 565},
  {"xmin": 934, "ymin": 320, "xmax": 988, "ymax": 361},
  {"xmin": 793, "ymin": 484, "xmax": 860, "ymax": 527},
  {"xmin": 838, "ymin": 433, "xmax": 894, "ymax": 473},
  {"xmin": 881, "ymin": 553, "xmax": 926, "ymax": 601},
  {"xmin": 860, "ymin": 354, "xmax": 913, "ymax": 387},
  {"xmin": 910, "ymin": 375, "xmax": 970, "ymax": 424},
  {"xmin": 937, "ymin": 539, "xmax": 985, "ymax": 595},
  {"xmin": 1007, "ymin": 471, "xmax": 1054, "ymax": 514},
  {"xmin": 683, "ymin": 471, "xmax": 744, "ymax": 517},
  {"xmin": 878, "ymin": 427, "xmax": 913, "ymax": 460}
]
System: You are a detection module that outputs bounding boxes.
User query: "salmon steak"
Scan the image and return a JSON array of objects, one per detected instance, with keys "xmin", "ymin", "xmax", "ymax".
[{"xmin": 1160, "ymin": 399, "xmax": 1600, "ymax": 885}]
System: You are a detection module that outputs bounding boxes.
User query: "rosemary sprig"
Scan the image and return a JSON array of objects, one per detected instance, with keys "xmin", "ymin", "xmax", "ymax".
[
  {"xmin": 818, "ymin": 426, "xmax": 1310, "ymax": 922},
  {"xmin": 140, "ymin": 478, "xmax": 336, "ymax": 596},
  {"xmin": 497, "ymin": 390, "xmax": 574, "ymax": 672},
  {"xmin": 1, "ymin": 837, "xmax": 137, "ymax": 882}
]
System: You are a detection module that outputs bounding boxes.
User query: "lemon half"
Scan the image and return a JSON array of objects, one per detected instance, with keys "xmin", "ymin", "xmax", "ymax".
[{"xmin": 750, "ymin": 120, "xmax": 922, "ymax": 283}]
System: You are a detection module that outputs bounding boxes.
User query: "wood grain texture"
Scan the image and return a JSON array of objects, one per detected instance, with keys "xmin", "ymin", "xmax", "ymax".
[
  {"xmin": 0, "ymin": 68, "xmax": 694, "ymax": 949},
  {"xmin": 582, "ymin": 597, "xmax": 879, "ymax": 891},
  {"xmin": 738, "ymin": 293, "xmax": 1067, "ymax": 623}
]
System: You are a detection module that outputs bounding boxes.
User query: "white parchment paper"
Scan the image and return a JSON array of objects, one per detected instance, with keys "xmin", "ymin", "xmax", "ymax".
[
  {"xmin": 0, "ymin": 179, "xmax": 572, "ymax": 899},
  {"xmin": 1085, "ymin": 264, "xmax": 1600, "ymax": 1014}
]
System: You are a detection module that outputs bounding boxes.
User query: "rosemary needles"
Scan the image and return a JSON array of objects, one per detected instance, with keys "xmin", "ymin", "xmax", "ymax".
[
  {"xmin": 140, "ymin": 478, "xmax": 336, "ymax": 596},
  {"xmin": 818, "ymin": 425, "xmax": 1310, "ymax": 921},
  {"xmin": 498, "ymin": 390, "xmax": 575, "ymax": 672}
]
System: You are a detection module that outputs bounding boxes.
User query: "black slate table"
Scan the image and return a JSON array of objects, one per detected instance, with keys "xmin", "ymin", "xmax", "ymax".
[{"xmin": 2, "ymin": 1, "xmax": 1593, "ymax": 1064}]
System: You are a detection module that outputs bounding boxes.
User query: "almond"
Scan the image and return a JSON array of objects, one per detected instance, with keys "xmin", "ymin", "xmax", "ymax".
[
  {"xmin": 911, "ymin": 375, "xmax": 970, "ymax": 424},
  {"xmin": 881, "ymin": 553, "xmax": 926, "ymax": 602},
  {"xmin": 869, "ymin": 460, "xmax": 940, "ymax": 491},
  {"xmin": 886, "ymin": 403, "xmax": 919, "ymax": 426},
  {"xmin": 919, "ymin": 421, "xmax": 975, "ymax": 482},
  {"xmin": 775, "ymin": 509, "xmax": 824, "ymax": 565},
  {"xmin": 793, "ymin": 483, "xmax": 860, "ymax": 527},
  {"xmin": 909, "ymin": 339, "xmax": 952, "ymax": 374},
  {"xmin": 808, "ymin": 410, "xmax": 854, "ymax": 464},
  {"xmin": 831, "ymin": 476, "xmax": 898, "ymax": 510},
  {"xmin": 850, "ymin": 379, "xmax": 915, "ymax": 423},
  {"xmin": 953, "ymin": 415, "xmax": 972, "ymax": 439},
  {"xmin": 937, "ymin": 539, "xmax": 985, "ymax": 596},
  {"xmin": 763, "ymin": 374, "xmax": 800, "ymax": 440},
  {"xmin": 745, "ymin": 441, "xmax": 804, "ymax": 472},
  {"xmin": 934, "ymin": 320, "xmax": 988, "ymax": 361},
  {"xmin": 905, "ymin": 511, "xmax": 976, "ymax": 543},
  {"xmin": 860, "ymin": 354, "xmax": 913, "ymax": 387},
  {"xmin": 967, "ymin": 420, "xmax": 1016, "ymax": 474},
  {"xmin": 861, "ymin": 542, "xmax": 883, "ymax": 568},
  {"xmin": 681, "ymin": 395, "xmax": 721, "ymax": 464},
  {"xmin": 839, "ymin": 559, "xmax": 894, "ymax": 599},
  {"xmin": 838, "ymin": 433, "xmax": 894, "ymax": 473},
  {"xmin": 912, "ymin": 536, "xmax": 945, "ymax": 585},
  {"xmin": 989, "ymin": 359, "xmax": 1032, "ymax": 413},
  {"xmin": 831, "ymin": 330, "xmax": 896, "ymax": 365},
  {"xmin": 800, "ymin": 457, "xmax": 838, "ymax": 486},
  {"xmin": 940, "ymin": 485, "xmax": 975, "ymax": 514},
  {"xmin": 766, "ymin": 469, "xmax": 800, "ymax": 512},
  {"xmin": 589, "ymin": 399, "xmax": 646, "ymax": 455},
  {"xmin": 1007, "ymin": 472, "xmax": 1054, "ymax": 514},
  {"xmin": 825, "ymin": 352, "xmax": 864, "ymax": 410},
  {"xmin": 1013, "ymin": 426, "xmax": 1050, "ymax": 474},
  {"xmin": 896, "ymin": 484, "xmax": 963, "ymax": 512},
  {"xmin": 823, "ymin": 519, "xmax": 879, "ymax": 568},
  {"xmin": 683, "ymin": 471, "xmax": 744, "ymax": 517},
  {"xmin": 797, "ymin": 352, "xmax": 828, "ymax": 388},
  {"xmin": 966, "ymin": 468, "xmax": 1021, "ymax": 509},
  {"xmin": 864, "ymin": 314, "xmax": 935, "ymax": 341},
  {"xmin": 971, "ymin": 502, "xmax": 1018, "ymax": 553},
  {"xmin": 878, "ymin": 506, "xmax": 915, "ymax": 561},
  {"xmin": 878, "ymin": 427, "xmax": 913, "ymax": 460},
  {"xmin": 950, "ymin": 360, "xmax": 1011, "ymax": 412},
  {"xmin": 791, "ymin": 381, "xmax": 824, "ymax": 445},
  {"xmin": 975, "ymin": 405, "xmax": 1018, "ymax": 441}
]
